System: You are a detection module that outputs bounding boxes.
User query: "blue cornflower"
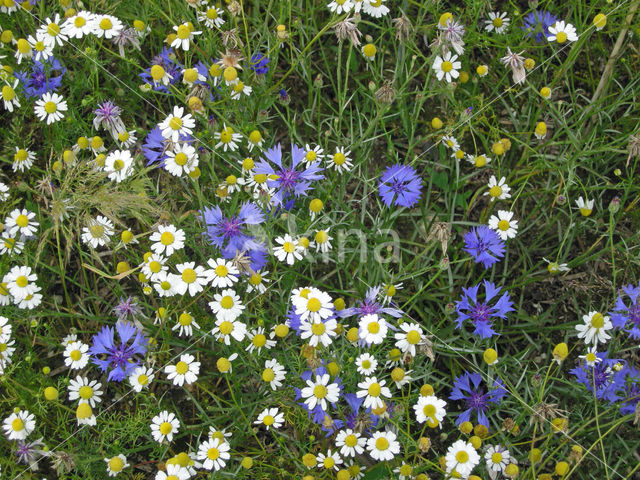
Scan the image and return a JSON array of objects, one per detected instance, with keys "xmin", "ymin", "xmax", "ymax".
[
  {"xmin": 613, "ymin": 366, "xmax": 640, "ymax": 415},
  {"xmin": 142, "ymin": 126, "xmax": 194, "ymax": 167},
  {"xmin": 378, "ymin": 164, "xmax": 422, "ymax": 208},
  {"xmin": 522, "ymin": 10, "xmax": 558, "ymax": 43},
  {"xmin": 139, "ymin": 47, "xmax": 182, "ymax": 92},
  {"xmin": 464, "ymin": 225, "xmax": 505, "ymax": 269},
  {"xmin": 254, "ymin": 143, "xmax": 324, "ymax": 206},
  {"xmin": 570, "ymin": 352, "xmax": 624, "ymax": 400},
  {"xmin": 15, "ymin": 58, "xmax": 66, "ymax": 99},
  {"xmin": 338, "ymin": 286, "xmax": 403, "ymax": 320},
  {"xmin": 455, "ymin": 280, "xmax": 513, "ymax": 338},
  {"xmin": 247, "ymin": 53, "xmax": 270, "ymax": 75},
  {"xmin": 89, "ymin": 321, "xmax": 148, "ymax": 382},
  {"xmin": 610, "ymin": 282, "xmax": 640, "ymax": 340},
  {"xmin": 343, "ymin": 392, "xmax": 379, "ymax": 433},
  {"xmin": 449, "ymin": 372, "xmax": 507, "ymax": 430},
  {"xmin": 201, "ymin": 201, "xmax": 267, "ymax": 270}
]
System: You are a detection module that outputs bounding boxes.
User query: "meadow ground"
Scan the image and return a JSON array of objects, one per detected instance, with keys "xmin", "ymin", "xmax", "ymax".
[{"xmin": 1, "ymin": 0, "xmax": 640, "ymax": 479}]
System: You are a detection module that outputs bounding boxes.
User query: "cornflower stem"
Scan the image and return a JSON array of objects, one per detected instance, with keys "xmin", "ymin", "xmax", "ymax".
[{"xmin": 591, "ymin": 368, "xmax": 610, "ymax": 480}]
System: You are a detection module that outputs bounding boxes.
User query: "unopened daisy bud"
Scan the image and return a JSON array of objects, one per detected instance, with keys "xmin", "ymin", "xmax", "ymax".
[
  {"xmin": 241, "ymin": 457, "xmax": 253, "ymax": 469},
  {"xmin": 459, "ymin": 421, "xmax": 473, "ymax": 434},
  {"xmin": 529, "ymin": 448, "xmax": 542, "ymax": 463},
  {"xmin": 459, "ymin": 71, "xmax": 469, "ymax": 83},
  {"xmin": 302, "ymin": 453, "xmax": 316, "ymax": 468},
  {"xmin": 474, "ymin": 424, "xmax": 489, "ymax": 438},
  {"xmin": 334, "ymin": 297, "xmax": 345, "ymax": 311},
  {"xmin": 500, "ymin": 138, "xmax": 512, "ymax": 151},
  {"xmin": 505, "ymin": 464, "xmax": 519, "ymax": 478},
  {"xmin": 534, "ymin": 121, "xmax": 547, "ymax": 139},
  {"xmin": 116, "ymin": 261, "xmax": 130, "ymax": 274},
  {"xmin": 274, "ymin": 324, "xmax": 289, "ymax": 338},
  {"xmin": 483, "ymin": 348, "xmax": 498, "ymax": 365},
  {"xmin": 187, "ymin": 96, "xmax": 203, "ymax": 113},
  {"xmin": 336, "ymin": 469, "xmax": 350, "ymax": 480},
  {"xmin": 133, "ymin": 20, "xmax": 146, "ymax": 31},
  {"xmin": 276, "ymin": 24, "xmax": 288, "ymax": 40},
  {"xmin": 362, "ymin": 43, "xmax": 377, "ymax": 60},
  {"xmin": 555, "ymin": 461, "xmax": 569, "ymax": 476},
  {"xmin": 327, "ymin": 361, "xmax": 340, "ymax": 376},
  {"xmin": 42, "ymin": 366, "xmax": 51, "ymax": 375},
  {"xmin": 420, "ymin": 384, "xmax": 434, "ymax": 396},
  {"xmin": 524, "ymin": 58, "xmax": 535, "ymax": 70},
  {"xmin": 540, "ymin": 86, "xmax": 551, "ymax": 98},
  {"xmin": 476, "ymin": 65, "xmax": 488, "ymax": 77},
  {"xmin": 593, "ymin": 13, "xmax": 607, "ymax": 30},
  {"xmin": 439, "ymin": 12, "xmax": 453, "ymax": 26},
  {"xmin": 346, "ymin": 327, "xmax": 359, "ymax": 343},
  {"xmin": 431, "ymin": 117, "xmax": 443, "ymax": 129},
  {"xmin": 0, "ymin": 30, "xmax": 13, "ymax": 44},
  {"xmin": 52, "ymin": 161, "xmax": 63, "ymax": 173},
  {"xmin": 469, "ymin": 435, "xmax": 482, "ymax": 449},
  {"xmin": 189, "ymin": 166, "xmax": 201, "ymax": 179},
  {"xmin": 551, "ymin": 417, "xmax": 568, "ymax": 433},
  {"xmin": 491, "ymin": 141, "xmax": 505, "ymax": 155},
  {"xmin": 552, "ymin": 342, "xmax": 568, "ymax": 363},
  {"xmin": 44, "ymin": 386, "xmax": 58, "ymax": 400},
  {"xmin": 216, "ymin": 356, "xmax": 231, "ymax": 373},
  {"xmin": 309, "ymin": 198, "xmax": 323, "ymax": 214}
]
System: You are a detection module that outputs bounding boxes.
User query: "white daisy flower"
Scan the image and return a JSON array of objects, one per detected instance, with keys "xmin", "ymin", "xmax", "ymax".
[
  {"xmin": 327, "ymin": 146, "xmax": 353, "ymax": 172},
  {"xmin": 441, "ymin": 135, "xmax": 460, "ymax": 151},
  {"xmin": 261, "ymin": 358, "xmax": 286, "ymax": 390},
  {"xmin": 165, "ymin": 353, "xmax": 200, "ymax": 386},
  {"xmin": 63, "ymin": 341, "xmax": 90, "ymax": 370},
  {"xmin": 129, "ymin": 366, "xmax": 154, "ymax": 392},
  {"xmin": 0, "ymin": 182, "xmax": 10, "ymax": 202},
  {"xmin": 254, "ymin": 407, "xmax": 285, "ymax": 430},
  {"xmin": 197, "ymin": 437, "xmax": 230, "ymax": 471},
  {"xmin": 104, "ymin": 150, "xmax": 134, "ymax": 183},
  {"xmin": 5, "ymin": 208, "xmax": 39, "ymax": 237},
  {"xmin": 246, "ymin": 327, "xmax": 276, "ymax": 354},
  {"xmin": 543, "ymin": 257, "xmax": 570, "ymax": 274},
  {"xmin": 1, "ymin": 79, "xmax": 21, "ymax": 112},
  {"xmin": 4, "ymin": 265, "xmax": 38, "ymax": 301},
  {"xmin": 17, "ymin": 289, "xmax": 42, "ymax": 310},
  {"xmin": 575, "ymin": 196, "xmax": 594, "ymax": 216},
  {"xmin": 303, "ymin": 144, "xmax": 325, "ymax": 163},
  {"xmin": 68, "ymin": 376, "xmax": 103, "ymax": 407},
  {"xmin": 413, "ymin": 395, "xmax": 447, "ymax": 425},
  {"xmin": 485, "ymin": 12, "xmax": 510, "ymax": 34},
  {"xmin": 335, "ymin": 429, "xmax": 366, "ymax": 458},
  {"xmin": 356, "ymin": 376, "xmax": 391, "ymax": 409},
  {"xmin": 151, "ymin": 410, "xmax": 180, "ymax": 443},
  {"xmin": 81, "ymin": 215, "xmax": 115, "ymax": 249},
  {"xmin": 579, "ymin": 346, "xmax": 602, "ymax": 367},
  {"xmin": 34, "ymin": 92, "xmax": 67, "ymax": 124},
  {"xmin": 355, "ymin": 353, "xmax": 378, "ymax": 375},
  {"xmin": 155, "ymin": 464, "xmax": 190, "ymax": 480},
  {"xmin": 300, "ymin": 373, "xmax": 341, "ymax": 411},
  {"xmin": 63, "ymin": 11, "xmax": 96, "ymax": 39},
  {"xmin": 75, "ymin": 402, "xmax": 96, "ymax": 426},
  {"xmin": 153, "ymin": 271, "xmax": 181, "ymax": 298},
  {"xmin": 366, "ymin": 431, "xmax": 400, "ymax": 462},
  {"xmin": 2, "ymin": 410, "xmax": 35, "ymax": 441},
  {"xmin": 230, "ymin": 80, "xmax": 252, "ymax": 100},
  {"xmin": 394, "ymin": 322, "xmax": 424, "ymax": 357},
  {"xmin": 311, "ymin": 228, "xmax": 333, "ymax": 254},
  {"xmin": 0, "ymin": 233, "xmax": 25, "ymax": 256},
  {"xmin": 246, "ymin": 270, "xmax": 270, "ymax": 294},
  {"xmin": 485, "ymin": 445, "xmax": 510, "ymax": 475},
  {"xmin": 274, "ymin": 234, "xmax": 304, "ymax": 265},
  {"xmin": 198, "ymin": 6, "xmax": 226, "ymax": 29},
  {"xmin": 300, "ymin": 318, "xmax": 338, "ymax": 347},
  {"xmin": 93, "ymin": 15, "xmax": 124, "ymax": 39},
  {"xmin": 547, "ymin": 21, "xmax": 578, "ymax": 44},
  {"xmin": 164, "ymin": 142, "xmax": 199, "ymax": 177},
  {"xmin": 362, "ymin": 0, "xmax": 389, "ymax": 18},
  {"xmin": 466, "ymin": 153, "xmax": 491, "ymax": 168},
  {"xmin": 105, "ymin": 454, "xmax": 129, "ymax": 477},
  {"xmin": 14, "ymin": 38, "xmax": 33, "ymax": 64},
  {"xmin": 150, "ymin": 224, "xmax": 186, "ymax": 257},
  {"xmin": 358, "ymin": 313, "xmax": 388, "ymax": 345},
  {"xmin": 576, "ymin": 311, "xmax": 612, "ymax": 346},
  {"xmin": 483, "ymin": 175, "xmax": 511, "ymax": 202},
  {"xmin": 328, "ymin": 0, "xmax": 354, "ymax": 14},
  {"xmin": 488, "ymin": 210, "xmax": 519, "ymax": 240},
  {"xmin": 37, "ymin": 14, "xmax": 68, "ymax": 47},
  {"xmin": 293, "ymin": 287, "xmax": 334, "ymax": 322},
  {"xmin": 445, "ymin": 440, "xmax": 480, "ymax": 478},
  {"xmin": 0, "ymin": 316, "xmax": 12, "ymax": 341},
  {"xmin": 171, "ymin": 23, "xmax": 202, "ymax": 51},
  {"xmin": 209, "ymin": 289, "xmax": 245, "ymax": 322},
  {"xmin": 214, "ymin": 124, "xmax": 242, "ymax": 152},
  {"xmin": 316, "ymin": 449, "xmax": 343, "ymax": 471},
  {"xmin": 159, "ymin": 106, "xmax": 195, "ymax": 142},
  {"xmin": 116, "ymin": 130, "xmax": 137, "ymax": 149},
  {"xmin": 206, "ymin": 258, "xmax": 239, "ymax": 288},
  {"xmin": 28, "ymin": 34, "xmax": 54, "ymax": 62},
  {"xmin": 141, "ymin": 253, "xmax": 169, "ymax": 281},
  {"xmin": 172, "ymin": 312, "xmax": 200, "ymax": 337},
  {"xmin": 211, "ymin": 316, "xmax": 247, "ymax": 345},
  {"xmin": 175, "ymin": 262, "xmax": 210, "ymax": 296},
  {"xmin": 432, "ymin": 52, "xmax": 461, "ymax": 83}
]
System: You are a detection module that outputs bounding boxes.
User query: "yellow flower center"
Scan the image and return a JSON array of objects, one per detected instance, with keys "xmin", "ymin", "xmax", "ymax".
[
  {"xmin": 493, "ymin": 17, "xmax": 503, "ymax": 27},
  {"xmin": 556, "ymin": 31, "xmax": 567, "ymax": 43},
  {"xmin": 375, "ymin": 437, "xmax": 389, "ymax": 450},
  {"xmin": 181, "ymin": 268, "xmax": 197, "ymax": 284},
  {"xmin": 219, "ymin": 321, "xmax": 233, "ymax": 335},
  {"xmin": 423, "ymin": 404, "xmax": 436, "ymax": 417},
  {"xmin": 307, "ymin": 298, "xmax": 322, "ymax": 312},
  {"xmin": 160, "ymin": 421, "xmax": 173, "ymax": 435},
  {"xmin": 345, "ymin": 434, "xmax": 358, "ymax": 447},
  {"xmin": 206, "ymin": 8, "xmax": 218, "ymax": 19},
  {"xmin": 362, "ymin": 360, "xmax": 371, "ymax": 369},
  {"xmin": 223, "ymin": 67, "xmax": 237, "ymax": 82},
  {"xmin": 591, "ymin": 313, "xmax": 604, "ymax": 329},
  {"xmin": 313, "ymin": 384, "xmax": 328, "ymax": 399},
  {"xmin": 220, "ymin": 296, "xmax": 234, "ymax": 309},
  {"xmin": 311, "ymin": 322, "xmax": 326, "ymax": 335},
  {"xmin": 15, "ymin": 149, "xmax": 28, "ymax": 162},
  {"xmin": 90, "ymin": 224, "xmax": 105, "ymax": 238},
  {"xmin": 217, "ymin": 357, "xmax": 231, "ymax": 372},
  {"xmin": 262, "ymin": 414, "xmax": 275, "ymax": 426},
  {"xmin": 174, "ymin": 152, "xmax": 188, "ymax": 166},
  {"xmin": 367, "ymin": 321, "xmax": 380, "ymax": 334},
  {"xmin": 44, "ymin": 101, "xmax": 57, "ymax": 114},
  {"xmin": 12, "ymin": 418, "xmax": 24, "ymax": 431},
  {"xmin": 74, "ymin": 16, "xmax": 86, "ymax": 27},
  {"xmin": 323, "ymin": 457, "xmax": 335, "ymax": 469},
  {"xmin": 368, "ymin": 383, "xmax": 381, "ymax": 397},
  {"xmin": 456, "ymin": 451, "xmax": 469, "ymax": 463},
  {"xmin": 160, "ymin": 231, "xmax": 175, "ymax": 245},
  {"xmin": 17, "ymin": 38, "xmax": 31, "ymax": 54},
  {"xmin": 175, "ymin": 361, "xmax": 189, "ymax": 374},
  {"xmin": 113, "ymin": 159, "xmax": 124, "ymax": 171},
  {"xmin": 15, "ymin": 275, "xmax": 28, "ymax": 287},
  {"xmin": 407, "ymin": 330, "xmax": 420, "ymax": 344},
  {"xmin": 492, "ymin": 452, "xmax": 503, "ymax": 463},
  {"xmin": 177, "ymin": 25, "xmax": 190, "ymax": 39},
  {"xmin": 76, "ymin": 403, "xmax": 92, "ymax": 419},
  {"xmin": 169, "ymin": 116, "xmax": 183, "ymax": 130},
  {"xmin": 138, "ymin": 374, "xmax": 149, "ymax": 385},
  {"xmin": 252, "ymin": 334, "xmax": 266, "ymax": 347},
  {"xmin": 70, "ymin": 350, "xmax": 82, "ymax": 361},
  {"xmin": 475, "ymin": 155, "xmax": 487, "ymax": 167},
  {"xmin": 498, "ymin": 220, "xmax": 510, "ymax": 231},
  {"xmin": 150, "ymin": 65, "xmax": 165, "ymax": 81},
  {"xmin": 249, "ymin": 273, "xmax": 262, "ymax": 285},
  {"xmin": 262, "ymin": 368, "xmax": 275, "ymax": 382},
  {"xmin": 586, "ymin": 352, "xmax": 597, "ymax": 362},
  {"xmin": 108, "ymin": 457, "xmax": 124, "ymax": 472},
  {"xmin": 47, "ymin": 23, "xmax": 60, "ymax": 36},
  {"xmin": 489, "ymin": 185, "xmax": 502, "ymax": 197},
  {"xmin": 220, "ymin": 127, "xmax": 233, "ymax": 143},
  {"xmin": 78, "ymin": 386, "xmax": 93, "ymax": 399},
  {"xmin": 315, "ymin": 231, "xmax": 329, "ymax": 244},
  {"xmin": 99, "ymin": 18, "xmax": 113, "ymax": 31},
  {"xmin": 305, "ymin": 151, "xmax": 317, "ymax": 162},
  {"xmin": 179, "ymin": 313, "xmax": 193, "ymax": 326},
  {"xmin": 160, "ymin": 281, "xmax": 172, "ymax": 291},
  {"xmin": 16, "ymin": 214, "xmax": 30, "ymax": 227},
  {"xmin": 283, "ymin": 241, "xmax": 296, "ymax": 253},
  {"xmin": 441, "ymin": 61, "xmax": 453, "ymax": 72},
  {"xmin": 149, "ymin": 261, "xmax": 162, "ymax": 273},
  {"xmin": 2, "ymin": 86, "xmax": 15, "ymax": 101},
  {"xmin": 207, "ymin": 448, "xmax": 220, "ymax": 460}
]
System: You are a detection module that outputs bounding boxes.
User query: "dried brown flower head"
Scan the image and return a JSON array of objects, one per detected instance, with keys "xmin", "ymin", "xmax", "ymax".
[
  {"xmin": 374, "ymin": 80, "xmax": 396, "ymax": 104},
  {"xmin": 392, "ymin": 12, "xmax": 413, "ymax": 42}
]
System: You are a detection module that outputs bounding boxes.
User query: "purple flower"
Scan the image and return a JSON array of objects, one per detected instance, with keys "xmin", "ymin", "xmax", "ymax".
[
  {"xmin": 89, "ymin": 321, "xmax": 148, "ymax": 382},
  {"xmin": 248, "ymin": 53, "xmax": 270, "ymax": 75},
  {"xmin": 522, "ymin": 10, "xmax": 558, "ymax": 43},
  {"xmin": 378, "ymin": 164, "xmax": 422, "ymax": 208},
  {"xmin": 201, "ymin": 201, "xmax": 267, "ymax": 270},
  {"xmin": 610, "ymin": 282, "xmax": 640, "ymax": 339},
  {"xmin": 464, "ymin": 226, "xmax": 505, "ymax": 269},
  {"xmin": 113, "ymin": 296, "xmax": 143, "ymax": 322},
  {"xmin": 449, "ymin": 372, "xmax": 507, "ymax": 430},
  {"xmin": 15, "ymin": 437, "xmax": 48, "ymax": 471},
  {"xmin": 142, "ymin": 126, "xmax": 194, "ymax": 167},
  {"xmin": 614, "ymin": 366, "xmax": 640, "ymax": 415},
  {"xmin": 15, "ymin": 58, "xmax": 65, "ymax": 99},
  {"xmin": 139, "ymin": 47, "xmax": 182, "ymax": 92},
  {"xmin": 254, "ymin": 143, "xmax": 324, "ymax": 206},
  {"xmin": 93, "ymin": 100, "xmax": 126, "ymax": 140},
  {"xmin": 338, "ymin": 286, "xmax": 403, "ymax": 320},
  {"xmin": 570, "ymin": 352, "xmax": 623, "ymax": 401},
  {"xmin": 455, "ymin": 281, "xmax": 513, "ymax": 338}
]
